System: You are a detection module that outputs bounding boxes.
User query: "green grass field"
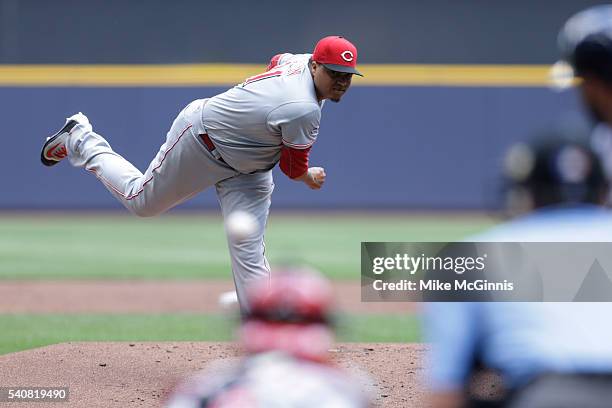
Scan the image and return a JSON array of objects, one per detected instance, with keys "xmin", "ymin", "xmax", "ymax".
[
  {"xmin": 0, "ymin": 314, "xmax": 421, "ymax": 355},
  {"xmin": 0, "ymin": 214, "xmax": 495, "ymax": 279},
  {"xmin": 0, "ymin": 213, "xmax": 495, "ymax": 355}
]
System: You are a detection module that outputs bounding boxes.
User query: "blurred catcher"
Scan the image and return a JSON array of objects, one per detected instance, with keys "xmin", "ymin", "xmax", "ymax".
[{"xmin": 165, "ymin": 269, "xmax": 372, "ymax": 408}]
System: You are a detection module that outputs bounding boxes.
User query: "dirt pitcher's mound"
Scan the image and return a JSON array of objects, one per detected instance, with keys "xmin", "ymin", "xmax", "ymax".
[
  {"xmin": 0, "ymin": 280, "xmax": 416, "ymax": 314},
  {"xmin": 0, "ymin": 342, "xmax": 426, "ymax": 408}
]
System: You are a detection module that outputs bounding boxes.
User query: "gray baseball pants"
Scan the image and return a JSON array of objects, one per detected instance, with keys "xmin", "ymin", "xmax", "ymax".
[{"xmin": 65, "ymin": 99, "xmax": 273, "ymax": 313}]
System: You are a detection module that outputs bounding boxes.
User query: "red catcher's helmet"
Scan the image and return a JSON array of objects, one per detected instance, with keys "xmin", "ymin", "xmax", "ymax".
[{"xmin": 240, "ymin": 268, "xmax": 336, "ymax": 362}]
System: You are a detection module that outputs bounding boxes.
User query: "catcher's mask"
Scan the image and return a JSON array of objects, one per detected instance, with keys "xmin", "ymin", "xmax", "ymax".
[{"xmin": 240, "ymin": 268, "xmax": 336, "ymax": 362}]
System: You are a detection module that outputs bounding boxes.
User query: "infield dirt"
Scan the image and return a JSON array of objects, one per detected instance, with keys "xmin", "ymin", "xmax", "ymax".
[
  {"xmin": 0, "ymin": 280, "xmax": 415, "ymax": 314},
  {"xmin": 0, "ymin": 281, "xmax": 427, "ymax": 407},
  {"xmin": 0, "ymin": 342, "xmax": 428, "ymax": 407}
]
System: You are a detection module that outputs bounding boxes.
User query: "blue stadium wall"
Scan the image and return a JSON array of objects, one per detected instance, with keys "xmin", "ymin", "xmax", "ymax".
[
  {"xmin": 5, "ymin": 85, "xmax": 584, "ymax": 210},
  {"xmin": 0, "ymin": 0, "xmax": 602, "ymax": 210}
]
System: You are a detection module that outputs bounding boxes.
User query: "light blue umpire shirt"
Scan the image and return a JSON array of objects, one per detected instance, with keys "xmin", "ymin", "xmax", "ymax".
[{"xmin": 425, "ymin": 205, "xmax": 612, "ymax": 392}]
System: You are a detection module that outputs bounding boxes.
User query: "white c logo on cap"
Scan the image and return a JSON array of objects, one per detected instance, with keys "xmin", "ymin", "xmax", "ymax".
[{"xmin": 341, "ymin": 51, "xmax": 354, "ymax": 62}]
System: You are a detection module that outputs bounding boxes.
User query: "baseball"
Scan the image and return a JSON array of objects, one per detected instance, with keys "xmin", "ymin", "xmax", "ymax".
[
  {"xmin": 218, "ymin": 290, "xmax": 239, "ymax": 310},
  {"xmin": 226, "ymin": 210, "xmax": 258, "ymax": 240}
]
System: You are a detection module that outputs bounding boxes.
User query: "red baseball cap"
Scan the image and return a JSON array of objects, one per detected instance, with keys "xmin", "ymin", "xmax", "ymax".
[{"xmin": 312, "ymin": 36, "xmax": 362, "ymax": 76}]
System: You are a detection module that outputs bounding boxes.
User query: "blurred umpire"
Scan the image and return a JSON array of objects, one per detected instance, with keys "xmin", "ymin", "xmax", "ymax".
[
  {"xmin": 558, "ymin": 5, "xmax": 612, "ymax": 126},
  {"xmin": 426, "ymin": 128, "xmax": 612, "ymax": 408},
  {"xmin": 165, "ymin": 269, "xmax": 372, "ymax": 408},
  {"xmin": 426, "ymin": 10, "xmax": 612, "ymax": 406},
  {"xmin": 558, "ymin": 5, "xmax": 612, "ymax": 201}
]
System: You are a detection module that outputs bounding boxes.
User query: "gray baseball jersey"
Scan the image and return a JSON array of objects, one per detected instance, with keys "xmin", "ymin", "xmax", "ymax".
[
  {"xmin": 55, "ymin": 53, "xmax": 326, "ymax": 314},
  {"xmin": 202, "ymin": 53, "xmax": 323, "ymax": 173}
]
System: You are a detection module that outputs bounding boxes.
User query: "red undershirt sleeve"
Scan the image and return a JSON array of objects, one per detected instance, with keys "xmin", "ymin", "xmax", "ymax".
[{"xmin": 280, "ymin": 145, "xmax": 311, "ymax": 179}]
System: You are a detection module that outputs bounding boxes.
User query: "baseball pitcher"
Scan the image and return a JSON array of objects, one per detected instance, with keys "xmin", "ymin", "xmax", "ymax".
[{"xmin": 40, "ymin": 36, "xmax": 362, "ymax": 313}]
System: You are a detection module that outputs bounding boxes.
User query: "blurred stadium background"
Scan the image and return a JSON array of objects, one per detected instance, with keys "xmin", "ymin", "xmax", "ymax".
[{"xmin": 0, "ymin": 0, "xmax": 606, "ymax": 354}]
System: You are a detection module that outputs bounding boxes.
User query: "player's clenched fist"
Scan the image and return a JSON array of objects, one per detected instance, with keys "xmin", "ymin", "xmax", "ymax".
[
  {"xmin": 296, "ymin": 167, "xmax": 326, "ymax": 189},
  {"xmin": 304, "ymin": 167, "xmax": 326, "ymax": 189}
]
